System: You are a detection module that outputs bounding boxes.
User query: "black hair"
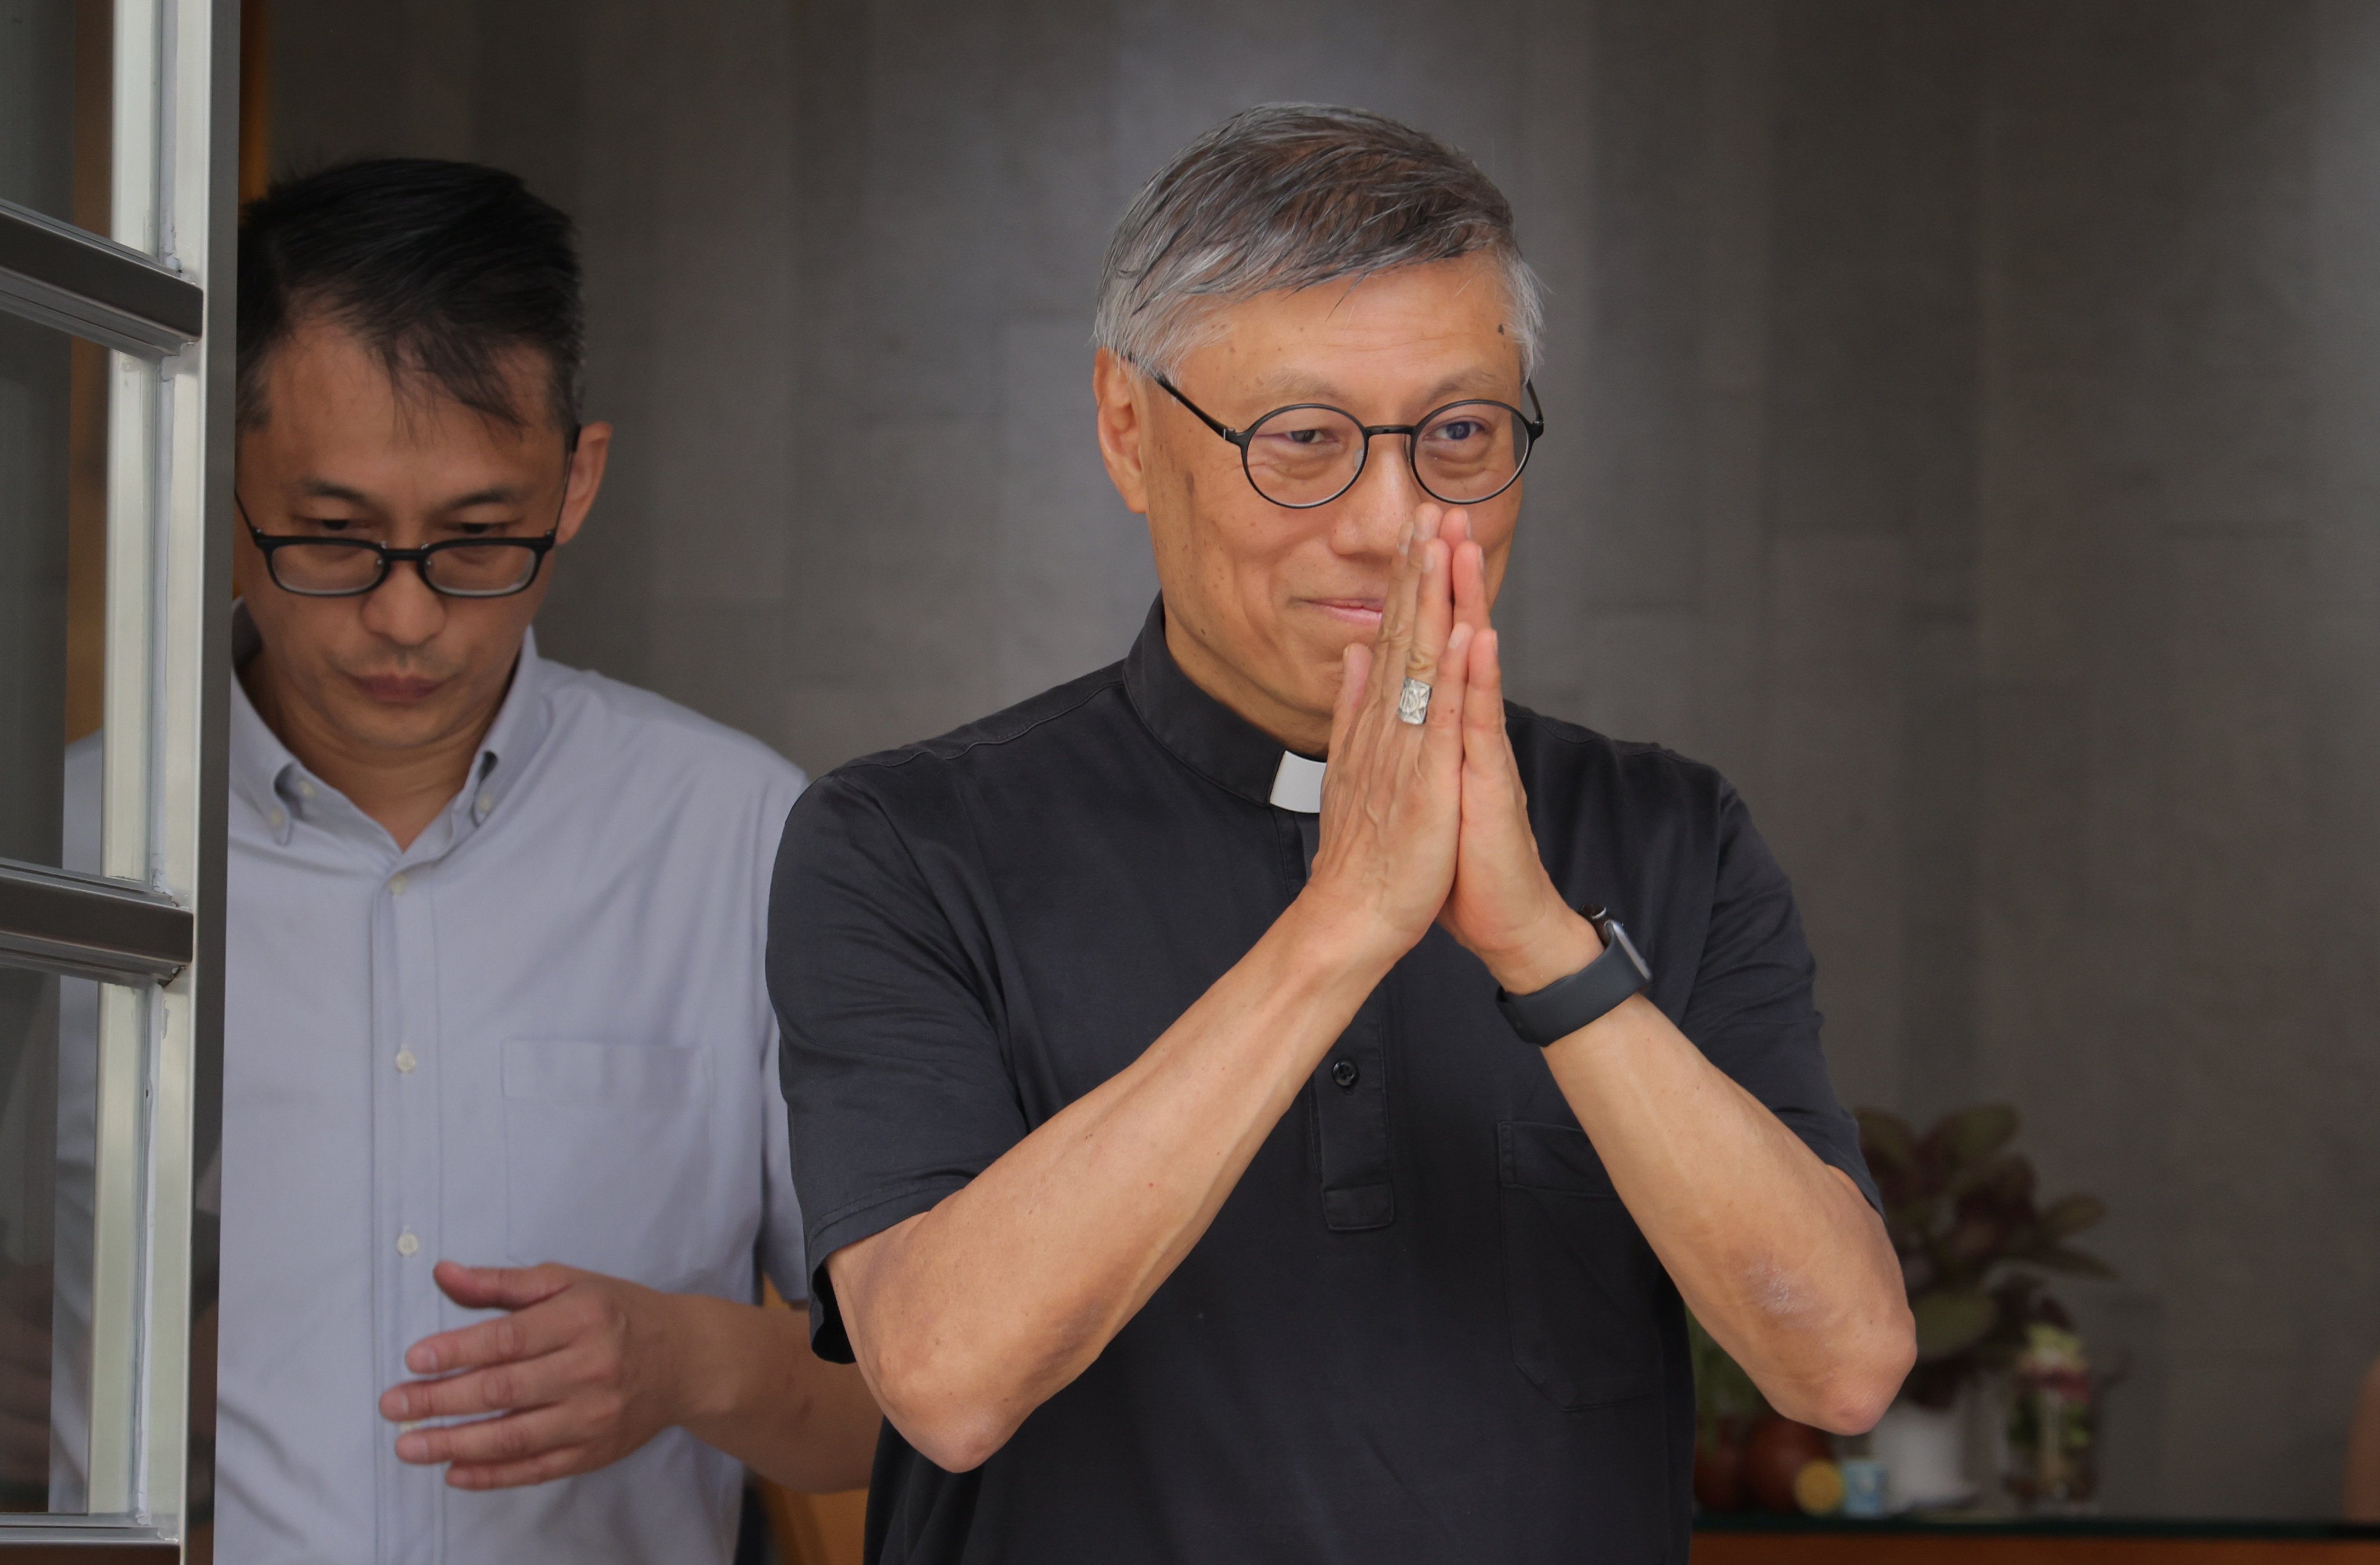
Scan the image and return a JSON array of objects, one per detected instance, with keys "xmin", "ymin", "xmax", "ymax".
[{"xmin": 237, "ymin": 157, "xmax": 584, "ymax": 433}]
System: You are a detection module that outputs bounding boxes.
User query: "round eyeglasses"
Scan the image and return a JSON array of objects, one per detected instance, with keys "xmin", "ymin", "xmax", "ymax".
[
  {"xmin": 237, "ymin": 434, "xmax": 577, "ymax": 599},
  {"xmin": 1157, "ymin": 376, "xmax": 1545, "ymax": 510}
]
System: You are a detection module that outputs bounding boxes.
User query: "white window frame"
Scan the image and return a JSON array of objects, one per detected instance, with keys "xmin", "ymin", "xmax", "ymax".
[{"xmin": 0, "ymin": 0, "xmax": 234, "ymax": 1553}]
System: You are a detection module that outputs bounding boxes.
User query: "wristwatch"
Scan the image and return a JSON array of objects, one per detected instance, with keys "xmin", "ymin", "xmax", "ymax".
[{"xmin": 1494, "ymin": 906, "xmax": 1652, "ymax": 1048}]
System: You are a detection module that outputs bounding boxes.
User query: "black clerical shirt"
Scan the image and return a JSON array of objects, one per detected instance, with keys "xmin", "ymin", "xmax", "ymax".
[{"xmin": 767, "ymin": 602, "xmax": 1878, "ymax": 1565}]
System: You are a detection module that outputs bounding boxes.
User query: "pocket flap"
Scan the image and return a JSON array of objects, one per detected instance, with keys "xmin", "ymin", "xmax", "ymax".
[
  {"xmin": 501, "ymin": 1038, "xmax": 710, "ymax": 1105},
  {"xmin": 1498, "ymin": 1120, "xmax": 1617, "ymax": 1196}
]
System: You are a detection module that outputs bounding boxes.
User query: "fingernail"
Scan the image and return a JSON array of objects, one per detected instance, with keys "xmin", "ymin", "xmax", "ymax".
[
  {"xmin": 407, "ymin": 1346, "xmax": 436, "ymax": 1373},
  {"xmin": 396, "ymin": 1433, "xmax": 428, "ymax": 1462},
  {"xmin": 1419, "ymin": 546, "xmax": 1436, "ymax": 574}
]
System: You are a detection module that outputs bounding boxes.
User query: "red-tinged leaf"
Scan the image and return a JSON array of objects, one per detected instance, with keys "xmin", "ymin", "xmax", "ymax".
[{"xmin": 2038, "ymin": 1193, "xmax": 2106, "ymax": 1239}]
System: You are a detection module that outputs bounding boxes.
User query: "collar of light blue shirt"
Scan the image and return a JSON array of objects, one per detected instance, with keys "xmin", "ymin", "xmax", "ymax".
[{"xmin": 227, "ymin": 601, "xmax": 558, "ymax": 851}]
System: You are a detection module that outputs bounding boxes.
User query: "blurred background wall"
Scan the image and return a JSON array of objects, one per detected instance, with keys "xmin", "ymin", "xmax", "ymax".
[{"xmin": 267, "ymin": 0, "xmax": 2380, "ymax": 1518}]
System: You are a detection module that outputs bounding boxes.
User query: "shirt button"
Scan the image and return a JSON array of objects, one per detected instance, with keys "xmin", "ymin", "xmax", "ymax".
[
  {"xmin": 296, "ymin": 780, "xmax": 316, "ymax": 799},
  {"xmin": 389, "ymin": 872, "xmax": 409, "ymax": 896},
  {"xmin": 476, "ymin": 791, "xmax": 495, "ymax": 815},
  {"xmin": 394, "ymin": 1049, "xmax": 418, "ymax": 1074},
  {"xmin": 267, "ymin": 807, "xmax": 286, "ymax": 829},
  {"xmin": 1330, "ymin": 1058, "xmax": 1360, "ymax": 1089},
  {"xmin": 396, "ymin": 1231, "xmax": 420, "ymax": 1257}
]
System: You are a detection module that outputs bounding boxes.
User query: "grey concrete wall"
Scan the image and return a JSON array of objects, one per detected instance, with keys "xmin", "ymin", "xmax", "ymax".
[{"xmin": 273, "ymin": 0, "xmax": 2380, "ymax": 1517}]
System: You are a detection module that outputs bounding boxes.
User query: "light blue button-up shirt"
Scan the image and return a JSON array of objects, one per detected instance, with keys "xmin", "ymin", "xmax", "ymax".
[{"xmin": 214, "ymin": 621, "xmax": 810, "ymax": 1564}]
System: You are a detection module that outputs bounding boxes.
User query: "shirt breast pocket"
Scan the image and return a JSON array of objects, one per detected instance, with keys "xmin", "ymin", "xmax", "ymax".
[
  {"xmin": 1497, "ymin": 1119, "xmax": 1666, "ymax": 1410},
  {"xmin": 501, "ymin": 1039, "xmax": 720, "ymax": 1291}
]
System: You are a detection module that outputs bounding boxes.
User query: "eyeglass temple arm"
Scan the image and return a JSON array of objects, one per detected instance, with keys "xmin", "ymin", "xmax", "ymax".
[{"xmin": 1153, "ymin": 374, "xmax": 1247, "ymax": 446}]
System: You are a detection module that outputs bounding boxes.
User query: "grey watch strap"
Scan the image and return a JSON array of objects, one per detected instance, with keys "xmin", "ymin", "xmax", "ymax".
[{"xmin": 1494, "ymin": 909, "xmax": 1652, "ymax": 1048}]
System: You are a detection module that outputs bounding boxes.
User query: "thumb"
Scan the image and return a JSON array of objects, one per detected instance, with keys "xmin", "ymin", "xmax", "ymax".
[{"xmin": 431, "ymin": 1259, "xmax": 573, "ymax": 1312}]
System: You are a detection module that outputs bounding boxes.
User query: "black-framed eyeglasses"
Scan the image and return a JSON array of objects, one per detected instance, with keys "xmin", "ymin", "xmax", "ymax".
[
  {"xmin": 237, "ymin": 427, "xmax": 581, "ymax": 599},
  {"xmin": 1156, "ymin": 376, "xmax": 1545, "ymax": 510}
]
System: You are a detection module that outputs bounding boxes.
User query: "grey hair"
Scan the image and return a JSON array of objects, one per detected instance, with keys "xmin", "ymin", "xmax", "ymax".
[{"xmin": 1094, "ymin": 103, "xmax": 1543, "ymax": 381}]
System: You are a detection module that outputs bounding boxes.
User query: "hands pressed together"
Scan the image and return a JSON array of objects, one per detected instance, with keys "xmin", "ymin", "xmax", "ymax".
[{"xmin": 1308, "ymin": 504, "xmax": 1602, "ymax": 997}]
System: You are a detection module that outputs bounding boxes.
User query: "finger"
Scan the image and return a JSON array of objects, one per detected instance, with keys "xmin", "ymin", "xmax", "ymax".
[
  {"xmin": 1407, "ymin": 534, "xmax": 1456, "ymax": 681},
  {"xmin": 383, "ymin": 1344, "xmax": 579, "ymax": 1423},
  {"xmin": 1427, "ymin": 622, "xmax": 1475, "ymax": 747},
  {"xmin": 445, "ymin": 1442, "xmax": 598, "ymax": 1491},
  {"xmin": 1450, "ymin": 523, "xmax": 1491, "ymax": 635},
  {"xmin": 396, "ymin": 1403, "xmax": 581, "ymax": 1469},
  {"xmin": 1328, "ymin": 642, "xmax": 1370, "ymax": 760},
  {"xmin": 1372, "ymin": 505, "xmax": 1443, "ymax": 701},
  {"xmin": 401, "ymin": 1296, "xmax": 574, "ymax": 1378},
  {"xmin": 430, "ymin": 1260, "xmax": 574, "ymax": 1316},
  {"xmin": 1462, "ymin": 627, "xmax": 1521, "ymax": 785}
]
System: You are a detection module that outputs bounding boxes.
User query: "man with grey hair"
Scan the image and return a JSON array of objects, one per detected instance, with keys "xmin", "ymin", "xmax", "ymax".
[{"xmin": 770, "ymin": 105, "xmax": 1914, "ymax": 1562}]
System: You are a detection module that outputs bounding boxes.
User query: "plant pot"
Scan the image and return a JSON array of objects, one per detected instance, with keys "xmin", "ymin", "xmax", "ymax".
[{"xmin": 1870, "ymin": 1394, "xmax": 1976, "ymax": 1511}]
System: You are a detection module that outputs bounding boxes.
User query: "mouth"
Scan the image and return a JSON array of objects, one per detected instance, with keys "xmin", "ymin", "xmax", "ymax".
[
  {"xmin": 350, "ymin": 673, "xmax": 449, "ymax": 705},
  {"xmin": 1301, "ymin": 596, "xmax": 1386, "ymax": 628}
]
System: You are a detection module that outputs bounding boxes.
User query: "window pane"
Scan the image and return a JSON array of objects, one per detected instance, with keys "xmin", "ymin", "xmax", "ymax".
[
  {"xmin": 0, "ymin": 0, "xmax": 112, "ymax": 240},
  {"xmin": 0, "ymin": 311, "xmax": 109, "ymax": 874},
  {"xmin": 0, "ymin": 958, "xmax": 110, "ymax": 1514}
]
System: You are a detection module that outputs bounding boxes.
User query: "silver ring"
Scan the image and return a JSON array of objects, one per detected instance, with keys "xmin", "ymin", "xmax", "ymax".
[{"xmin": 1396, "ymin": 677, "xmax": 1431, "ymax": 726}]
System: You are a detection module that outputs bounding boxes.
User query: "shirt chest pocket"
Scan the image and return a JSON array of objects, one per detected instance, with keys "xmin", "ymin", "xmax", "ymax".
[
  {"xmin": 501, "ymin": 1039, "xmax": 721, "ymax": 1291},
  {"xmin": 1497, "ymin": 1120, "xmax": 1667, "ymax": 1410}
]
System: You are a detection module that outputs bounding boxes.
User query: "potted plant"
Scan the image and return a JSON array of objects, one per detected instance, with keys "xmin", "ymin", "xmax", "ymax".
[{"xmin": 1855, "ymin": 1103, "xmax": 2110, "ymax": 1506}]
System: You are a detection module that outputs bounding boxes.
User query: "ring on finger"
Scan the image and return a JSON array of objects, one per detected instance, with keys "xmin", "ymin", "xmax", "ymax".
[{"xmin": 1396, "ymin": 677, "xmax": 1431, "ymax": 726}]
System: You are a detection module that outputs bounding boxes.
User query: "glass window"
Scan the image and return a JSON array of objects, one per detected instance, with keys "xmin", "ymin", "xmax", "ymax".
[
  {"xmin": 0, "ymin": 959, "xmax": 120, "ymax": 1518},
  {"xmin": 0, "ymin": 312, "xmax": 108, "ymax": 877},
  {"xmin": 0, "ymin": 0, "xmax": 113, "ymax": 242}
]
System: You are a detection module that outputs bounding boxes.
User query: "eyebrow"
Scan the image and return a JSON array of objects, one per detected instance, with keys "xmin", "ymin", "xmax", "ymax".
[
  {"xmin": 293, "ymin": 477, "xmax": 536, "ymax": 510},
  {"xmin": 1240, "ymin": 368, "xmax": 1518, "ymax": 411}
]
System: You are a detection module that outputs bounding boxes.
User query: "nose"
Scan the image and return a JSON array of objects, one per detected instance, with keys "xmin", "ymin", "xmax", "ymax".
[
  {"xmin": 1327, "ymin": 431, "xmax": 1429, "ymax": 555},
  {"xmin": 356, "ymin": 558, "xmax": 449, "ymax": 648}
]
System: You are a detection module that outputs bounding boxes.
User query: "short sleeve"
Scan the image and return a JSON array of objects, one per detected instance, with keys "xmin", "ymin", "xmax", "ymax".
[
  {"xmin": 756, "ymin": 1016, "xmax": 810, "ymax": 1302},
  {"xmin": 751, "ymin": 763, "xmax": 813, "ymax": 1305},
  {"xmin": 1678, "ymin": 782, "xmax": 1882, "ymax": 1213},
  {"xmin": 767, "ymin": 769, "xmax": 1029, "ymax": 1360}
]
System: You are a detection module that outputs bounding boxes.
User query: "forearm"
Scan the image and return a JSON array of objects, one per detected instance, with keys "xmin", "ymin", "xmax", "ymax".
[
  {"xmin": 1543, "ymin": 996, "xmax": 1913, "ymax": 1432},
  {"xmin": 671, "ymin": 1295, "xmax": 881, "ymax": 1492},
  {"xmin": 835, "ymin": 893, "xmax": 1390, "ymax": 1470}
]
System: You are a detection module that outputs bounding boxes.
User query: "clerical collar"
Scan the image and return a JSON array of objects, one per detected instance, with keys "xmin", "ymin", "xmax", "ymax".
[{"xmin": 1122, "ymin": 598, "xmax": 1326, "ymax": 815}]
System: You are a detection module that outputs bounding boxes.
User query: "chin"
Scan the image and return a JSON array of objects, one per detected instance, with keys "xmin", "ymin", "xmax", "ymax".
[{"xmin": 337, "ymin": 702, "xmax": 463, "ymax": 753}]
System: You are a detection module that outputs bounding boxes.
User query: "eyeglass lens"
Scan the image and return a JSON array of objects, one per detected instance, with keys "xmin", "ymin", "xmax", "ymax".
[
  {"xmin": 1244, "ymin": 401, "xmax": 1530, "ymax": 507},
  {"xmin": 269, "ymin": 539, "xmax": 546, "ymax": 598}
]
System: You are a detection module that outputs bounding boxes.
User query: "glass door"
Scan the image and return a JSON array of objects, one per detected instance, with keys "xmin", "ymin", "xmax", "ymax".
[{"xmin": 0, "ymin": 0, "xmax": 234, "ymax": 1555}]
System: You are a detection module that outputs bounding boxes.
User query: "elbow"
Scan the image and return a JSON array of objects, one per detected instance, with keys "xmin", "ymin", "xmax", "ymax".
[
  {"xmin": 892, "ymin": 1412, "xmax": 1012, "ymax": 1476},
  {"xmin": 1794, "ymin": 1303, "xmax": 1918, "ymax": 1436},
  {"xmin": 869, "ymin": 1349, "xmax": 1021, "ymax": 1474}
]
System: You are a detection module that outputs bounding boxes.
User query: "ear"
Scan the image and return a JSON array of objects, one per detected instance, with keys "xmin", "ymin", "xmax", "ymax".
[
  {"xmin": 554, "ymin": 421, "xmax": 614, "ymax": 546},
  {"xmin": 1092, "ymin": 348, "xmax": 1151, "ymax": 517}
]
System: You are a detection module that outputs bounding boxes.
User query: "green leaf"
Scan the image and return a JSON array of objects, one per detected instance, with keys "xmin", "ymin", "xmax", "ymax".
[
  {"xmin": 2038, "ymin": 1193, "xmax": 2106, "ymax": 1239},
  {"xmin": 1912, "ymin": 1287, "xmax": 1999, "ymax": 1361},
  {"xmin": 1932, "ymin": 1104, "xmax": 2019, "ymax": 1170},
  {"xmin": 1858, "ymin": 1107, "xmax": 1921, "ymax": 1174},
  {"xmin": 2027, "ymin": 1244, "xmax": 2116, "ymax": 1279}
]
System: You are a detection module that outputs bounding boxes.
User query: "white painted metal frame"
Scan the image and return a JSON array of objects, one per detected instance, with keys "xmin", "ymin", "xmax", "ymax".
[{"xmin": 0, "ymin": 0, "xmax": 233, "ymax": 1553}]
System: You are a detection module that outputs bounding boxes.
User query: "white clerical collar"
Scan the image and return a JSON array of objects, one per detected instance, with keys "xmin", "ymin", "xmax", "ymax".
[{"xmin": 1269, "ymin": 752, "xmax": 1326, "ymax": 814}]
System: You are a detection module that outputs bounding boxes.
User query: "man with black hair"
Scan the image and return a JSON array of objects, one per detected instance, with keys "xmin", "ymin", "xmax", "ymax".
[{"xmin": 216, "ymin": 158, "xmax": 875, "ymax": 1563}]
